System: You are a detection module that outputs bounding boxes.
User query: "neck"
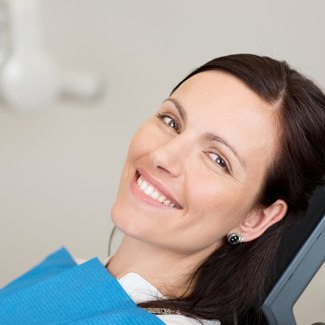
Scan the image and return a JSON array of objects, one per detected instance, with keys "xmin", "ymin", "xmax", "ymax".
[{"xmin": 107, "ymin": 235, "xmax": 218, "ymax": 298}]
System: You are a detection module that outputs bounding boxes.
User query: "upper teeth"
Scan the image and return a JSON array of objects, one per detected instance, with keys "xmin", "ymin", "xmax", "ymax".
[{"xmin": 137, "ymin": 176, "xmax": 176, "ymax": 208}]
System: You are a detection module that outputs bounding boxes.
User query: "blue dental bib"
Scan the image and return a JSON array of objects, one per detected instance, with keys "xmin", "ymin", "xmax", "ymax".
[{"xmin": 0, "ymin": 248, "xmax": 163, "ymax": 324}]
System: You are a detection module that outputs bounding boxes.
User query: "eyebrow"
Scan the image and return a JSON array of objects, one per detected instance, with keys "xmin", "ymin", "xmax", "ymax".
[
  {"xmin": 163, "ymin": 97, "xmax": 246, "ymax": 169},
  {"xmin": 163, "ymin": 98, "xmax": 187, "ymax": 123},
  {"xmin": 205, "ymin": 133, "xmax": 246, "ymax": 169}
]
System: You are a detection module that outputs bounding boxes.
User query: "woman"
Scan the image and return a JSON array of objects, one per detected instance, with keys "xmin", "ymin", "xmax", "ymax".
[
  {"xmin": 108, "ymin": 54, "xmax": 325, "ymax": 324},
  {"xmin": 1, "ymin": 54, "xmax": 325, "ymax": 325}
]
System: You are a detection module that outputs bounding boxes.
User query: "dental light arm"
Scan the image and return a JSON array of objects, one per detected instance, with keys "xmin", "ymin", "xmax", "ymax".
[{"xmin": 0, "ymin": 0, "xmax": 104, "ymax": 112}]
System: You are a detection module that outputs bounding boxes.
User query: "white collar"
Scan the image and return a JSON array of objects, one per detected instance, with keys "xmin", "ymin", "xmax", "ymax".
[
  {"xmin": 103, "ymin": 256, "xmax": 164, "ymax": 303},
  {"xmin": 118, "ymin": 272, "xmax": 164, "ymax": 303}
]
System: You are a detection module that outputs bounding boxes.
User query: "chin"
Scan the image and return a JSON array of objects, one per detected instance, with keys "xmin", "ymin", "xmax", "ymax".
[
  {"xmin": 110, "ymin": 200, "xmax": 150, "ymax": 240},
  {"xmin": 110, "ymin": 200, "xmax": 127, "ymax": 231}
]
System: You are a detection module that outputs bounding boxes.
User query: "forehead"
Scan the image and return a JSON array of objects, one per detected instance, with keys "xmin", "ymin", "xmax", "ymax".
[
  {"xmin": 172, "ymin": 71, "xmax": 277, "ymax": 114},
  {"xmin": 170, "ymin": 71, "xmax": 280, "ymax": 174}
]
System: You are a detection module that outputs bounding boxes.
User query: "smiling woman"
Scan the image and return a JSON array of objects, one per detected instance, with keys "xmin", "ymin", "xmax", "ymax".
[
  {"xmin": 1, "ymin": 54, "xmax": 325, "ymax": 325},
  {"xmin": 109, "ymin": 54, "xmax": 325, "ymax": 324}
]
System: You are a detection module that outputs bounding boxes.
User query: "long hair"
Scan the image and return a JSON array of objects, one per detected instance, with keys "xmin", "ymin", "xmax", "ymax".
[{"xmin": 139, "ymin": 54, "xmax": 325, "ymax": 324}]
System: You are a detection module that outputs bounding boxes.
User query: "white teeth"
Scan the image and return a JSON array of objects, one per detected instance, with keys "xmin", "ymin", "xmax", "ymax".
[
  {"xmin": 136, "ymin": 175, "xmax": 177, "ymax": 208},
  {"xmin": 158, "ymin": 195, "xmax": 166, "ymax": 202},
  {"xmin": 151, "ymin": 191, "xmax": 160, "ymax": 200},
  {"xmin": 140, "ymin": 181, "xmax": 146, "ymax": 191},
  {"xmin": 163, "ymin": 200, "xmax": 171, "ymax": 206},
  {"xmin": 144, "ymin": 185, "xmax": 154, "ymax": 195}
]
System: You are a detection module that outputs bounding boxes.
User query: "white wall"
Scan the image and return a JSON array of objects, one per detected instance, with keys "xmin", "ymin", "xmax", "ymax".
[{"xmin": 0, "ymin": 1, "xmax": 324, "ymax": 323}]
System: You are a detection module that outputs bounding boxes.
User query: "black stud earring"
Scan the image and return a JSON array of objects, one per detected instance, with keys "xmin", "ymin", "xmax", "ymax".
[{"xmin": 227, "ymin": 233, "xmax": 243, "ymax": 245}]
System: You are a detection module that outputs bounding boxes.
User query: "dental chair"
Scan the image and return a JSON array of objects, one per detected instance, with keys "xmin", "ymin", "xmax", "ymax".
[{"xmin": 246, "ymin": 185, "xmax": 325, "ymax": 325}]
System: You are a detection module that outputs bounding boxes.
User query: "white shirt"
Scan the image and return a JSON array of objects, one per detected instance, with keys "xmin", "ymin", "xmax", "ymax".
[{"xmin": 117, "ymin": 271, "xmax": 220, "ymax": 325}]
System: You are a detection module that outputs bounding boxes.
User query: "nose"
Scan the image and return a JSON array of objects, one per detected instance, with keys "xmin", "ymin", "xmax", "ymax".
[{"xmin": 149, "ymin": 136, "xmax": 186, "ymax": 177}]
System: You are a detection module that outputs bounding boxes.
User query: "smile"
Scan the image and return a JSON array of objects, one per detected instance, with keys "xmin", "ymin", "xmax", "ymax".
[{"xmin": 136, "ymin": 172, "xmax": 181, "ymax": 209}]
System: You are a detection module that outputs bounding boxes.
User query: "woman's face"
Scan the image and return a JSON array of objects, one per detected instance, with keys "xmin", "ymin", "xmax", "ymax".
[{"xmin": 112, "ymin": 71, "xmax": 279, "ymax": 255}]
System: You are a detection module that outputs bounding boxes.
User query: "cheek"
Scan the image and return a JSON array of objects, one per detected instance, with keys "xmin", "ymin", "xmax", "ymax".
[
  {"xmin": 117, "ymin": 124, "xmax": 154, "ymax": 184},
  {"xmin": 185, "ymin": 174, "xmax": 253, "ymax": 232},
  {"xmin": 126, "ymin": 123, "xmax": 157, "ymax": 162}
]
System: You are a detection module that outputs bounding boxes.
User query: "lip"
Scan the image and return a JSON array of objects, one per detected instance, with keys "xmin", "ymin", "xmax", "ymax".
[{"xmin": 130, "ymin": 168, "xmax": 182, "ymax": 209}]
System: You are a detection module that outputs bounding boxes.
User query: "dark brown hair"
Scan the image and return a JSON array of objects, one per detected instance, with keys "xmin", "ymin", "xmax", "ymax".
[{"xmin": 139, "ymin": 54, "xmax": 325, "ymax": 324}]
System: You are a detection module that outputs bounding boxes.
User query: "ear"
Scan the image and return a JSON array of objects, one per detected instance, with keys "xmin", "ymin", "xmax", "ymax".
[{"xmin": 236, "ymin": 199, "xmax": 288, "ymax": 242}]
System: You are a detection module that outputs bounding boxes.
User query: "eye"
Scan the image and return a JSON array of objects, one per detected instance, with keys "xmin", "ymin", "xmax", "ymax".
[
  {"xmin": 156, "ymin": 113, "xmax": 180, "ymax": 132},
  {"xmin": 207, "ymin": 152, "xmax": 229, "ymax": 172}
]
